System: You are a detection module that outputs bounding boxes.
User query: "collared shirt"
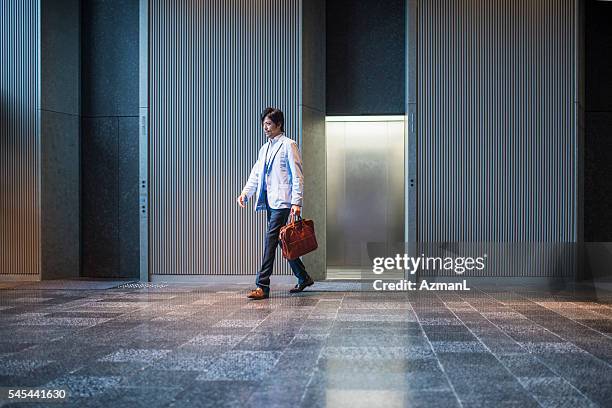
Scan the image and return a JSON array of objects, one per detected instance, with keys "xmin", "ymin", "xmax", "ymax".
[
  {"xmin": 261, "ymin": 132, "xmax": 284, "ymax": 194},
  {"xmin": 265, "ymin": 132, "xmax": 284, "ymax": 165}
]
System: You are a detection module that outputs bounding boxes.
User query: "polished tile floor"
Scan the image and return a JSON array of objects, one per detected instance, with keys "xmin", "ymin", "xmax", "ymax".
[{"xmin": 0, "ymin": 281, "xmax": 611, "ymax": 407}]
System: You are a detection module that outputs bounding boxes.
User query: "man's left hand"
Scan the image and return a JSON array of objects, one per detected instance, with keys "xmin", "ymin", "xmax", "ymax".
[{"xmin": 291, "ymin": 205, "xmax": 301, "ymax": 217}]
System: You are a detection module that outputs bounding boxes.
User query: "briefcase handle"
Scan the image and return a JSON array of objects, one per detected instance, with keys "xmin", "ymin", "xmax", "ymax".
[{"xmin": 288, "ymin": 213, "xmax": 302, "ymax": 224}]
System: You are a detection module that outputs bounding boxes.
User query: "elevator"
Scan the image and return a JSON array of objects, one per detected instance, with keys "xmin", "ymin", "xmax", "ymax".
[{"xmin": 326, "ymin": 116, "xmax": 406, "ymax": 279}]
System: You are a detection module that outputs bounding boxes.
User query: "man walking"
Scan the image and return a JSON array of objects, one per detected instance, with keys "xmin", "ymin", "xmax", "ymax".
[{"xmin": 236, "ymin": 107, "xmax": 315, "ymax": 300}]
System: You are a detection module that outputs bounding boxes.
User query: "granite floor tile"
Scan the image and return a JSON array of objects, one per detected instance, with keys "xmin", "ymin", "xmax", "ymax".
[
  {"xmin": 424, "ymin": 330, "xmax": 478, "ymax": 342},
  {"xmin": 212, "ymin": 319, "xmax": 262, "ymax": 328},
  {"xmin": 90, "ymin": 386, "xmax": 182, "ymax": 408},
  {"xmin": 169, "ymin": 381, "xmax": 256, "ymax": 408},
  {"xmin": 196, "ymin": 350, "xmax": 282, "ymax": 381},
  {"xmin": 518, "ymin": 377, "xmax": 597, "ymax": 408},
  {"xmin": 308, "ymin": 363, "xmax": 452, "ymax": 392},
  {"xmin": 518, "ymin": 341, "xmax": 588, "ymax": 354},
  {"xmin": 0, "ymin": 342, "xmax": 35, "ymax": 354},
  {"xmin": 431, "ymin": 341, "xmax": 489, "ymax": 353},
  {"xmin": 0, "ymin": 282, "xmax": 610, "ymax": 407},
  {"xmin": 43, "ymin": 375, "xmax": 122, "ymax": 397},
  {"xmin": 98, "ymin": 348, "xmax": 171, "ymax": 363},
  {"xmin": 0, "ymin": 359, "xmax": 53, "ymax": 376},
  {"xmin": 116, "ymin": 368, "xmax": 197, "ymax": 388},
  {"xmin": 244, "ymin": 384, "xmax": 308, "ymax": 407},
  {"xmin": 148, "ymin": 354, "xmax": 216, "ymax": 372},
  {"xmin": 336, "ymin": 314, "xmax": 417, "ymax": 322},
  {"xmin": 12, "ymin": 297, "xmax": 54, "ymax": 303},
  {"xmin": 419, "ymin": 317, "xmax": 463, "ymax": 325},
  {"xmin": 321, "ymin": 346, "xmax": 434, "ymax": 360},
  {"xmin": 185, "ymin": 334, "xmax": 247, "ymax": 348},
  {"xmin": 235, "ymin": 332, "xmax": 296, "ymax": 350},
  {"xmin": 302, "ymin": 387, "xmax": 460, "ymax": 408},
  {"xmin": 326, "ymin": 333, "xmax": 427, "ymax": 348},
  {"xmin": 497, "ymin": 354, "xmax": 557, "ymax": 377},
  {"xmin": 12, "ymin": 317, "xmax": 112, "ymax": 327}
]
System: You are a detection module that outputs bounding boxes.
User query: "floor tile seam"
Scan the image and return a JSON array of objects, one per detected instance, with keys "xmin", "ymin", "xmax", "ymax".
[
  {"xmin": 412, "ymin": 298, "xmax": 465, "ymax": 408},
  {"xmin": 220, "ymin": 300, "xmax": 266, "ymax": 348},
  {"xmin": 435, "ymin": 292, "xmax": 548, "ymax": 408},
  {"xmin": 242, "ymin": 295, "xmax": 325, "ymax": 407},
  {"xmin": 294, "ymin": 296, "xmax": 336, "ymax": 339},
  {"xmin": 438, "ymin": 294, "xmax": 480, "ymax": 319},
  {"xmin": 585, "ymin": 308, "xmax": 612, "ymax": 321},
  {"xmin": 484, "ymin": 289, "xmax": 600, "ymax": 348},
  {"xmin": 503, "ymin": 293, "xmax": 612, "ymax": 369},
  {"xmin": 474, "ymin": 290, "xmax": 579, "ymax": 341},
  {"xmin": 556, "ymin": 301, "xmax": 612, "ymax": 339},
  {"xmin": 569, "ymin": 301, "xmax": 612, "ymax": 316},
  {"xmin": 531, "ymin": 300, "xmax": 609, "ymax": 321},
  {"xmin": 446, "ymin": 310, "xmax": 529, "ymax": 346},
  {"xmin": 296, "ymin": 294, "xmax": 344, "ymax": 407},
  {"xmin": 458, "ymin": 289, "xmax": 599, "ymax": 405},
  {"xmin": 464, "ymin": 291, "xmax": 590, "ymax": 354},
  {"xmin": 522, "ymin": 307, "xmax": 612, "ymax": 342}
]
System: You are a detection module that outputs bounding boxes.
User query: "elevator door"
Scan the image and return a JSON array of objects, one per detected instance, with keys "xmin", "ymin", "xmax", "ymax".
[{"xmin": 326, "ymin": 117, "xmax": 405, "ymax": 279}]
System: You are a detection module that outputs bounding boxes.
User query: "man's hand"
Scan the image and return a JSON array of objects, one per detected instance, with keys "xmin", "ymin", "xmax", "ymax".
[
  {"xmin": 236, "ymin": 194, "xmax": 247, "ymax": 208},
  {"xmin": 290, "ymin": 205, "xmax": 301, "ymax": 217}
]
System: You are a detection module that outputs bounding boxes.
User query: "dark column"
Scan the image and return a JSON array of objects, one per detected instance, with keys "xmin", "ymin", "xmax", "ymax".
[
  {"xmin": 81, "ymin": 0, "xmax": 139, "ymax": 278},
  {"xmin": 40, "ymin": 0, "xmax": 81, "ymax": 279},
  {"xmin": 302, "ymin": 0, "xmax": 326, "ymax": 280}
]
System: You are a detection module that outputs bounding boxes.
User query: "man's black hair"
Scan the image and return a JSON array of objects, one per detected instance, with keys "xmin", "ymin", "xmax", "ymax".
[{"xmin": 260, "ymin": 107, "xmax": 284, "ymax": 132}]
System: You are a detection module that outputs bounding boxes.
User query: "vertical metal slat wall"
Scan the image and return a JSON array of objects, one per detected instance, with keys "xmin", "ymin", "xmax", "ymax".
[
  {"xmin": 148, "ymin": 0, "xmax": 301, "ymax": 275},
  {"xmin": 0, "ymin": 0, "xmax": 40, "ymax": 276},
  {"xmin": 418, "ymin": 0, "xmax": 576, "ymax": 276}
]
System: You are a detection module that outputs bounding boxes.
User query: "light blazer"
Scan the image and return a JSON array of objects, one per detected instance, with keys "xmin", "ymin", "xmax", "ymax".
[{"xmin": 241, "ymin": 134, "xmax": 304, "ymax": 211}]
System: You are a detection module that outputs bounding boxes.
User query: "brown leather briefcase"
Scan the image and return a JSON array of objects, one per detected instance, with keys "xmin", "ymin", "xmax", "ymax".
[{"xmin": 279, "ymin": 215, "xmax": 318, "ymax": 260}]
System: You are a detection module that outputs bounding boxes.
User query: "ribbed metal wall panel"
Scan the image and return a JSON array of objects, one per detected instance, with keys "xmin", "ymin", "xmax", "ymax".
[
  {"xmin": 417, "ymin": 0, "xmax": 576, "ymax": 276},
  {"xmin": 149, "ymin": 0, "xmax": 301, "ymax": 275},
  {"xmin": 0, "ymin": 0, "xmax": 41, "ymax": 276}
]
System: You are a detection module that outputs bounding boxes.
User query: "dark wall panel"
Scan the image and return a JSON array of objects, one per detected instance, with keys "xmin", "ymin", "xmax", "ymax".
[
  {"xmin": 584, "ymin": 0, "xmax": 612, "ymax": 242},
  {"xmin": 584, "ymin": 113, "xmax": 612, "ymax": 242},
  {"xmin": 82, "ymin": 117, "xmax": 119, "ymax": 278},
  {"xmin": 41, "ymin": 111, "xmax": 80, "ymax": 279},
  {"xmin": 82, "ymin": 0, "xmax": 139, "ymax": 117},
  {"xmin": 41, "ymin": 0, "xmax": 80, "ymax": 115},
  {"xmin": 118, "ymin": 116, "xmax": 140, "ymax": 277},
  {"xmin": 40, "ymin": 0, "xmax": 81, "ymax": 280},
  {"xmin": 326, "ymin": 0, "xmax": 405, "ymax": 115},
  {"xmin": 81, "ymin": 0, "xmax": 139, "ymax": 278},
  {"xmin": 585, "ymin": 0, "xmax": 612, "ymax": 113}
]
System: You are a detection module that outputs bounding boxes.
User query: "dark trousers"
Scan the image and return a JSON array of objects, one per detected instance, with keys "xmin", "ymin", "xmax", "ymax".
[{"xmin": 255, "ymin": 195, "xmax": 309, "ymax": 293}]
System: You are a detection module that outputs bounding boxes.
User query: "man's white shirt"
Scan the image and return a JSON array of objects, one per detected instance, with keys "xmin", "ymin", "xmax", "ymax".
[{"xmin": 241, "ymin": 132, "xmax": 305, "ymax": 211}]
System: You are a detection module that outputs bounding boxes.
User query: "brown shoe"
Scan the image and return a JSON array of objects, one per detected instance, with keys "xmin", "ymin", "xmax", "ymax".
[{"xmin": 247, "ymin": 287, "xmax": 269, "ymax": 300}]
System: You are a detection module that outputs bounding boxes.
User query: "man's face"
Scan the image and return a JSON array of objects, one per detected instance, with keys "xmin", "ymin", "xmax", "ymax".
[{"xmin": 263, "ymin": 116, "xmax": 281, "ymax": 137}]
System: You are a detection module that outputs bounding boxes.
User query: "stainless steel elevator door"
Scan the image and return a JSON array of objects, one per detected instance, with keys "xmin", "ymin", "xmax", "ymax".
[{"xmin": 326, "ymin": 117, "xmax": 405, "ymax": 279}]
